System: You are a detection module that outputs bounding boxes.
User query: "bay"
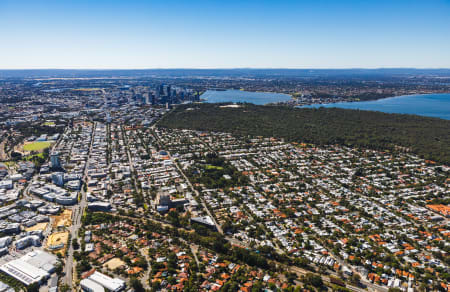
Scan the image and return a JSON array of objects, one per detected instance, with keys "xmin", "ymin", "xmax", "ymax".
[{"xmin": 300, "ymin": 93, "xmax": 450, "ymax": 120}]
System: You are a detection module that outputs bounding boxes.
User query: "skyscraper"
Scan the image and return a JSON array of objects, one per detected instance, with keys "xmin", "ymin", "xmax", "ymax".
[{"xmin": 50, "ymin": 152, "xmax": 61, "ymax": 169}]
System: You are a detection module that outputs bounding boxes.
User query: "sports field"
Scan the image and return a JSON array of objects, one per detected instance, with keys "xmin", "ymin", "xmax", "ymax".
[
  {"xmin": 103, "ymin": 258, "xmax": 126, "ymax": 270},
  {"xmin": 23, "ymin": 141, "xmax": 52, "ymax": 151}
]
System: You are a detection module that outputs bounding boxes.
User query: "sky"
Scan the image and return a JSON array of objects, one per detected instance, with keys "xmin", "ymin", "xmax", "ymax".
[{"xmin": 0, "ymin": 0, "xmax": 449, "ymax": 69}]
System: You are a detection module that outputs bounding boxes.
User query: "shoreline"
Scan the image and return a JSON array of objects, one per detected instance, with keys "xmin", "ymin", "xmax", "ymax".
[
  {"xmin": 295, "ymin": 92, "xmax": 450, "ymax": 120},
  {"xmin": 296, "ymin": 92, "xmax": 450, "ymax": 107}
]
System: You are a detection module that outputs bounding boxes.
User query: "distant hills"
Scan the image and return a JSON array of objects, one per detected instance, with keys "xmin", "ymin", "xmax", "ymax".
[
  {"xmin": 158, "ymin": 103, "xmax": 450, "ymax": 165},
  {"xmin": 1, "ymin": 68, "xmax": 450, "ymax": 78}
]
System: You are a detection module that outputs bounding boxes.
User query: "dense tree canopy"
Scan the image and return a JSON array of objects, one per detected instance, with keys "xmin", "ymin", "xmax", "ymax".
[
  {"xmin": 159, "ymin": 103, "xmax": 450, "ymax": 165},
  {"xmin": 186, "ymin": 153, "xmax": 248, "ymax": 188}
]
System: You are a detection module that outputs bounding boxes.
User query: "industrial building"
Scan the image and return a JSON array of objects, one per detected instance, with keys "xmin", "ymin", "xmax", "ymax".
[{"xmin": 0, "ymin": 251, "xmax": 57, "ymax": 286}]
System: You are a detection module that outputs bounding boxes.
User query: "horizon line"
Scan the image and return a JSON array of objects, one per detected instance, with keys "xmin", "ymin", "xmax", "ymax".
[{"xmin": 1, "ymin": 67, "xmax": 450, "ymax": 71}]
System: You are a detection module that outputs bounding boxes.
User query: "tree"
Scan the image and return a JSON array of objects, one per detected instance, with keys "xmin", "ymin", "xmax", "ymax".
[
  {"xmin": 151, "ymin": 280, "xmax": 161, "ymax": 291},
  {"xmin": 27, "ymin": 283, "xmax": 40, "ymax": 292},
  {"xmin": 304, "ymin": 273, "xmax": 323, "ymax": 288},
  {"xmin": 167, "ymin": 210, "xmax": 180, "ymax": 227},
  {"xmin": 351, "ymin": 273, "xmax": 361, "ymax": 284},
  {"xmin": 72, "ymin": 239, "xmax": 80, "ymax": 250},
  {"xmin": 55, "ymin": 263, "xmax": 63, "ymax": 276},
  {"xmin": 130, "ymin": 277, "xmax": 145, "ymax": 292},
  {"xmin": 135, "ymin": 257, "xmax": 148, "ymax": 269},
  {"xmin": 77, "ymin": 259, "xmax": 92, "ymax": 273},
  {"xmin": 167, "ymin": 252, "xmax": 178, "ymax": 271},
  {"xmin": 60, "ymin": 284, "xmax": 70, "ymax": 292},
  {"xmin": 286, "ymin": 272, "xmax": 298, "ymax": 284}
]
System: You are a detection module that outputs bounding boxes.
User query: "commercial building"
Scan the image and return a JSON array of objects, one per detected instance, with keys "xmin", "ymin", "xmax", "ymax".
[
  {"xmin": 156, "ymin": 192, "xmax": 188, "ymax": 213},
  {"xmin": 190, "ymin": 216, "xmax": 217, "ymax": 230},
  {"xmin": 50, "ymin": 152, "xmax": 61, "ymax": 169},
  {"xmin": 87, "ymin": 202, "xmax": 111, "ymax": 212},
  {"xmin": 15, "ymin": 235, "xmax": 41, "ymax": 249},
  {"xmin": 51, "ymin": 172, "xmax": 64, "ymax": 187},
  {"xmin": 0, "ymin": 237, "xmax": 12, "ymax": 248},
  {"xmin": 30, "ymin": 183, "xmax": 78, "ymax": 205},
  {"xmin": 0, "ymin": 260, "xmax": 47, "ymax": 286},
  {"xmin": 80, "ymin": 279, "xmax": 105, "ymax": 292},
  {"xmin": 88, "ymin": 271, "xmax": 125, "ymax": 292},
  {"xmin": 0, "ymin": 180, "xmax": 13, "ymax": 190}
]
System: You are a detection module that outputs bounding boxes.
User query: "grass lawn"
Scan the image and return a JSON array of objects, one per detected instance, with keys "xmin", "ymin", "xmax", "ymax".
[
  {"xmin": 205, "ymin": 164, "xmax": 224, "ymax": 170},
  {"xmin": 23, "ymin": 141, "xmax": 52, "ymax": 152},
  {"xmin": 24, "ymin": 153, "xmax": 45, "ymax": 160}
]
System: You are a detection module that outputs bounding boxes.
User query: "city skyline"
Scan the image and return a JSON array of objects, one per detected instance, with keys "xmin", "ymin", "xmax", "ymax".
[{"xmin": 1, "ymin": 0, "xmax": 450, "ymax": 69}]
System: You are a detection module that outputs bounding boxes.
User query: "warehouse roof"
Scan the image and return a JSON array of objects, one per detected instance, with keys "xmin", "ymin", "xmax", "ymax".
[{"xmin": 0, "ymin": 259, "xmax": 49, "ymax": 285}]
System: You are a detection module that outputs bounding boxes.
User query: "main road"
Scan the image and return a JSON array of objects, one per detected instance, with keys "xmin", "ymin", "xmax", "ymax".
[
  {"xmin": 63, "ymin": 122, "xmax": 95, "ymax": 289},
  {"xmin": 121, "ymin": 125, "xmax": 140, "ymax": 195}
]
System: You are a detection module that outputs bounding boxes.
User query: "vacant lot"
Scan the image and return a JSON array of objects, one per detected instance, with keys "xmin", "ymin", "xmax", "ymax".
[
  {"xmin": 52, "ymin": 209, "xmax": 72, "ymax": 228},
  {"xmin": 47, "ymin": 232, "xmax": 69, "ymax": 254},
  {"xmin": 25, "ymin": 222, "xmax": 48, "ymax": 232},
  {"xmin": 23, "ymin": 141, "xmax": 52, "ymax": 152}
]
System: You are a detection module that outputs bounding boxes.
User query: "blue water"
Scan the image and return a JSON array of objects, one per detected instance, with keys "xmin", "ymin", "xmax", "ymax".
[
  {"xmin": 301, "ymin": 93, "xmax": 450, "ymax": 120},
  {"xmin": 201, "ymin": 89, "xmax": 292, "ymax": 105}
]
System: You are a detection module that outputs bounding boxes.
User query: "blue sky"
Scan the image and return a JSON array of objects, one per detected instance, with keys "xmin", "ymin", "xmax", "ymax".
[{"xmin": 0, "ymin": 0, "xmax": 449, "ymax": 69}]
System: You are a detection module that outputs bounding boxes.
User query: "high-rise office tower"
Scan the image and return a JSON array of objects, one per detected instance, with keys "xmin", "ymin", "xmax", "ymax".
[{"xmin": 50, "ymin": 152, "xmax": 61, "ymax": 169}]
